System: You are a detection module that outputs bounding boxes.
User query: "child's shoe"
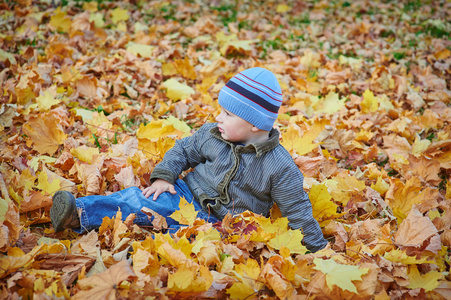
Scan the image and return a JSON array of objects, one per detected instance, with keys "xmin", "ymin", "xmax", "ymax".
[{"xmin": 50, "ymin": 191, "xmax": 81, "ymax": 232}]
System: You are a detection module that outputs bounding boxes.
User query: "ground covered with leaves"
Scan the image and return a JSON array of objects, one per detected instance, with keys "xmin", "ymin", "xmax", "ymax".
[{"xmin": 0, "ymin": 0, "xmax": 450, "ymax": 299}]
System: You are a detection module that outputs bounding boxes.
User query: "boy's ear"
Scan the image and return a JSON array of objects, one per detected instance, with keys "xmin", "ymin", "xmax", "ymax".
[{"xmin": 251, "ymin": 126, "xmax": 260, "ymax": 132}]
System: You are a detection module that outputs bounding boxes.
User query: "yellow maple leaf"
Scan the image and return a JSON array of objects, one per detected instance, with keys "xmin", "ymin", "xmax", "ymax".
[
  {"xmin": 361, "ymin": 89, "xmax": 379, "ymax": 113},
  {"xmin": 384, "ymin": 249, "xmax": 434, "ymax": 265},
  {"xmin": 50, "ymin": 7, "xmax": 72, "ymax": 33},
  {"xmin": 36, "ymin": 171, "xmax": 61, "ymax": 196},
  {"xmin": 132, "ymin": 248, "xmax": 159, "ymax": 278},
  {"xmin": 300, "ymin": 49, "xmax": 321, "ymax": 69},
  {"xmin": 407, "ymin": 265, "xmax": 443, "ymax": 292},
  {"xmin": 370, "ymin": 176, "xmax": 390, "ymax": 196},
  {"xmin": 82, "ymin": 1, "xmax": 98, "ymax": 12},
  {"xmin": 22, "ymin": 113, "xmax": 67, "ymax": 155},
  {"xmin": 139, "ymin": 137, "xmax": 176, "ymax": 160},
  {"xmin": 83, "ymin": 111, "xmax": 111, "ymax": 135},
  {"xmin": 70, "ymin": 146, "xmax": 100, "ymax": 164},
  {"xmin": 235, "ymin": 258, "xmax": 260, "ymax": 280},
  {"xmin": 378, "ymin": 94, "xmax": 394, "ymax": 111},
  {"xmin": 136, "ymin": 118, "xmax": 189, "ymax": 141},
  {"xmin": 313, "ymin": 258, "xmax": 369, "ymax": 293},
  {"xmin": 226, "ymin": 281, "xmax": 257, "ymax": 300},
  {"xmin": 192, "ymin": 229, "xmax": 221, "ymax": 255},
  {"xmin": 386, "ymin": 177, "xmax": 434, "ymax": 222},
  {"xmin": 169, "ymin": 196, "xmax": 198, "ymax": 226},
  {"xmin": 339, "ymin": 55, "xmax": 363, "ymax": 69},
  {"xmin": 355, "ymin": 129, "xmax": 374, "ymax": 142},
  {"xmin": 162, "ymin": 78, "xmax": 195, "ymax": 101},
  {"xmin": 255, "ymin": 216, "xmax": 289, "ymax": 234},
  {"xmin": 111, "ymin": 7, "xmax": 129, "ymax": 24},
  {"xmin": 313, "ymin": 91, "xmax": 347, "ymax": 114},
  {"xmin": 309, "ymin": 183, "xmax": 339, "ymax": 224},
  {"xmin": 89, "ymin": 12, "xmax": 104, "ymax": 28},
  {"xmin": 18, "ymin": 168, "xmax": 36, "ymax": 191},
  {"xmin": 36, "ymin": 90, "xmax": 61, "ymax": 112},
  {"xmin": 411, "ymin": 135, "xmax": 431, "ymax": 155},
  {"xmin": 162, "ymin": 62, "xmax": 177, "ymax": 76},
  {"xmin": 61, "ymin": 66, "xmax": 83, "ymax": 83},
  {"xmin": 168, "ymin": 265, "xmax": 213, "ymax": 293},
  {"xmin": 329, "ymin": 173, "xmax": 366, "ymax": 205},
  {"xmin": 126, "ymin": 42, "xmax": 155, "ymax": 58},
  {"xmin": 164, "ymin": 116, "xmax": 191, "ymax": 134},
  {"xmin": 174, "ymin": 57, "xmax": 197, "ymax": 80},
  {"xmin": 268, "ymin": 230, "xmax": 308, "ymax": 254},
  {"xmin": 276, "ymin": 4, "xmax": 291, "ymax": 13},
  {"xmin": 281, "ymin": 121, "xmax": 326, "ymax": 155},
  {"xmin": 228, "ymin": 258, "xmax": 263, "ymax": 299}
]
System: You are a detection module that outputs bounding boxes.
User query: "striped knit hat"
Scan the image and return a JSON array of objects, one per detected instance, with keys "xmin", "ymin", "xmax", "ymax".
[{"xmin": 218, "ymin": 67, "xmax": 282, "ymax": 131}]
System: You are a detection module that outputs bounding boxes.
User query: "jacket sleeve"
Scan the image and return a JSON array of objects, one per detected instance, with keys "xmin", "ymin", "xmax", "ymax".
[
  {"xmin": 149, "ymin": 124, "xmax": 211, "ymax": 184},
  {"xmin": 270, "ymin": 161, "xmax": 328, "ymax": 253}
]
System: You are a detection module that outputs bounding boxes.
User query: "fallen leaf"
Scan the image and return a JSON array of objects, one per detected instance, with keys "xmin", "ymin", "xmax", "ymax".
[
  {"xmin": 407, "ymin": 265, "xmax": 443, "ymax": 292},
  {"xmin": 394, "ymin": 207, "xmax": 439, "ymax": 253},
  {"xmin": 169, "ymin": 196, "xmax": 198, "ymax": 226},
  {"xmin": 74, "ymin": 260, "xmax": 136, "ymax": 299},
  {"xmin": 162, "ymin": 78, "xmax": 195, "ymax": 101},
  {"xmin": 313, "ymin": 257, "xmax": 369, "ymax": 293},
  {"xmin": 22, "ymin": 113, "xmax": 67, "ymax": 155}
]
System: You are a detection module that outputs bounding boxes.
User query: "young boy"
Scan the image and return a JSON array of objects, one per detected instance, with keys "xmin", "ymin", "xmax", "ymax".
[{"xmin": 51, "ymin": 67, "xmax": 328, "ymax": 252}]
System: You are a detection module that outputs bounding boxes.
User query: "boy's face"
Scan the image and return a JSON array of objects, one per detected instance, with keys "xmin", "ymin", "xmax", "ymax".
[{"xmin": 215, "ymin": 107, "xmax": 257, "ymax": 144}]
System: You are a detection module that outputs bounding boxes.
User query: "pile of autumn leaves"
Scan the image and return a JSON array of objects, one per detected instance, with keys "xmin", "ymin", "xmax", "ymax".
[{"xmin": 1, "ymin": 0, "xmax": 451, "ymax": 299}]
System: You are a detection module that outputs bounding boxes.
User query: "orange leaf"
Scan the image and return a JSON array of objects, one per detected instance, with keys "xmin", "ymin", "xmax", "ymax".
[
  {"xmin": 74, "ymin": 260, "xmax": 136, "ymax": 300},
  {"xmin": 22, "ymin": 113, "xmax": 67, "ymax": 155},
  {"xmin": 394, "ymin": 207, "xmax": 440, "ymax": 254}
]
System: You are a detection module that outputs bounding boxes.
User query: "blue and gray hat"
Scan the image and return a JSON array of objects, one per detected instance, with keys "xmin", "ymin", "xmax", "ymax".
[{"xmin": 218, "ymin": 67, "xmax": 283, "ymax": 131}]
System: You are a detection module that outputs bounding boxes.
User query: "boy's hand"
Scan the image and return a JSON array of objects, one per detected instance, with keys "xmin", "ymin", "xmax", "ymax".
[{"xmin": 142, "ymin": 179, "xmax": 177, "ymax": 200}]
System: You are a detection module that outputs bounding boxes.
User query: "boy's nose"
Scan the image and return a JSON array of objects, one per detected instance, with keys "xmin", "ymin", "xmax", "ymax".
[{"xmin": 215, "ymin": 113, "xmax": 222, "ymax": 122}]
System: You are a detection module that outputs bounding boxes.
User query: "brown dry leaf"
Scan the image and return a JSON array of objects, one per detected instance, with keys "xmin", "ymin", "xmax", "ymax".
[
  {"xmin": 349, "ymin": 219, "xmax": 388, "ymax": 244},
  {"xmin": 441, "ymin": 229, "xmax": 451, "ymax": 247},
  {"xmin": 196, "ymin": 240, "xmax": 221, "ymax": 267},
  {"xmin": 394, "ymin": 207, "xmax": 440, "ymax": 254},
  {"xmin": 76, "ymin": 77, "xmax": 98, "ymax": 99},
  {"xmin": 382, "ymin": 134, "xmax": 411, "ymax": 160},
  {"xmin": 0, "ymin": 201, "xmax": 21, "ymax": 251},
  {"xmin": 71, "ymin": 231, "xmax": 100, "ymax": 256},
  {"xmin": 20, "ymin": 190, "xmax": 52, "ymax": 213},
  {"xmin": 114, "ymin": 166, "xmax": 140, "ymax": 189},
  {"xmin": 294, "ymin": 155, "xmax": 324, "ymax": 177},
  {"xmin": 74, "ymin": 260, "xmax": 136, "ymax": 300},
  {"xmin": 324, "ymin": 221, "xmax": 348, "ymax": 251},
  {"xmin": 399, "ymin": 154, "xmax": 442, "ymax": 185},
  {"xmin": 75, "ymin": 163, "xmax": 102, "ymax": 195},
  {"xmin": 141, "ymin": 207, "xmax": 168, "ymax": 230}
]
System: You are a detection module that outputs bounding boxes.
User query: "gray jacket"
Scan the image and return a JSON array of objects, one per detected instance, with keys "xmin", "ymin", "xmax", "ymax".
[{"xmin": 150, "ymin": 122, "xmax": 328, "ymax": 252}]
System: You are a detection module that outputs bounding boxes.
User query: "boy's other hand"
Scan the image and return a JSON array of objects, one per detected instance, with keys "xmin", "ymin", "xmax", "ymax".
[{"xmin": 142, "ymin": 179, "xmax": 176, "ymax": 200}]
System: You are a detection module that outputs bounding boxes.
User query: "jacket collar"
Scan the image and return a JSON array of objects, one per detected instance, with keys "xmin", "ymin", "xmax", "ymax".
[{"xmin": 210, "ymin": 125, "xmax": 280, "ymax": 157}]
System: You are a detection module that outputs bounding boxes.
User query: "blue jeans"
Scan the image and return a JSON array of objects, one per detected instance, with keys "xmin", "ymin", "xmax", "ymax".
[{"xmin": 74, "ymin": 179, "xmax": 219, "ymax": 234}]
